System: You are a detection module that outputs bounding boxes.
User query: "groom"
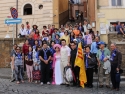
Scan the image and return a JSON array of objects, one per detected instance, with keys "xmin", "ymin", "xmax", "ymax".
[{"xmin": 60, "ymin": 39, "xmax": 71, "ymax": 85}]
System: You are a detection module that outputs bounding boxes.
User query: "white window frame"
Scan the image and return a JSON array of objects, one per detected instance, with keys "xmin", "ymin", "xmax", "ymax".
[
  {"xmin": 111, "ymin": 0, "xmax": 122, "ymax": 6},
  {"xmin": 99, "ymin": 0, "xmax": 125, "ymax": 9}
]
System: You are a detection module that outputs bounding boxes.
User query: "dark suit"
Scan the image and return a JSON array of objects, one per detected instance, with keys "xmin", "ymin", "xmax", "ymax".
[
  {"xmin": 70, "ymin": 48, "xmax": 80, "ymax": 86},
  {"xmin": 110, "ymin": 50, "xmax": 122, "ymax": 89},
  {"xmin": 78, "ymin": 26, "xmax": 84, "ymax": 33}
]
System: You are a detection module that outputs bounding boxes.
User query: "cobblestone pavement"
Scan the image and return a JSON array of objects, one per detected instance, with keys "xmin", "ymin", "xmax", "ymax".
[{"xmin": 0, "ymin": 78, "xmax": 125, "ymax": 94}]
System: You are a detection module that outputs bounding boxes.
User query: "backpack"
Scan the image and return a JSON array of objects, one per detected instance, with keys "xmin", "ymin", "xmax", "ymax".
[{"xmin": 64, "ymin": 66, "xmax": 73, "ymax": 83}]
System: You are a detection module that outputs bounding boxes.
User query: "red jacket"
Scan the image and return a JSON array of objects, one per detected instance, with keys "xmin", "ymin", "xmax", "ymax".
[
  {"xmin": 49, "ymin": 28, "xmax": 55, "ymax": 35},
  {"xmin": 33, "ymin": 34, "xmax": 40, "ymax": 40},
  {"xmin": 42, "ymin": 30, "xmax": 49, "ymax": 36},
  {"xmin": 23, "ymin": 44, "xmax": 29, "ymax": 55}
]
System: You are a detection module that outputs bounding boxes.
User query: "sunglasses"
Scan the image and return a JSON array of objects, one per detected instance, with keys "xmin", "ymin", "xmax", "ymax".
[{"xmin": 70, "ymin": 45, "xmax": 75, "ymax": 46}]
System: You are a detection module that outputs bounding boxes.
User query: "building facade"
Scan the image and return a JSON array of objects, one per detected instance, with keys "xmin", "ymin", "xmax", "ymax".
[
  {"xmin": 95, "ymin": 0, "xmax": 125, "ymax": 43},
  {"xmin": 0, "ymin": 0, "xmax": 69, "ymax": 38},
  {"xmin": 69, "ymin": 0, "xmax": 87, "ymax": 20}
]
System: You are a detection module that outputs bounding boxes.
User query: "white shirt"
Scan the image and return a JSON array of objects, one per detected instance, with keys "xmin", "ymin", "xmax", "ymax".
[
  {"xmin": 83, "ymin": 24, "xmax": 92, "ymax": 32},
  {"xmin": 19, "ymin": 28, "xmax": 27, "ymax": 35},
  {"xmin": 61, "ymin": 45, "xmax": 71, "ymax": 56},
  {"xmin": 26, "ymin": 29, "xmax": 32, "ymax": 35},
  {"xmin": 60, "ymin": 32, "xmax": 64, "ymax": 37}
]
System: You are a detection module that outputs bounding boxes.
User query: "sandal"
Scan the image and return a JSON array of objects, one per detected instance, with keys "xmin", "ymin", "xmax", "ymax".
[{"xmin": 21, "ymin": 80, "xmax": 24, "ymax": 83}]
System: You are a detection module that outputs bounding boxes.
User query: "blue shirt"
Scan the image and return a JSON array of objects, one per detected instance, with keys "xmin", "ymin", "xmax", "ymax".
[
  {"xmin": 91, "ymin": 42, "xmax": 98, "ymax": 53},
  {"xmin": 116, "ymin": 25, "xmax": 122, "ymax": 33},
  {"xmin": 28, "ymin": 38, "xmax": 35, "ymax": 47}
]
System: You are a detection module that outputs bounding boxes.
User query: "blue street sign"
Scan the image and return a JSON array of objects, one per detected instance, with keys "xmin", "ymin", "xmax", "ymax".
[{"xmin": 5, "ymin": 18, "xmax": 22, "ymax": 24}]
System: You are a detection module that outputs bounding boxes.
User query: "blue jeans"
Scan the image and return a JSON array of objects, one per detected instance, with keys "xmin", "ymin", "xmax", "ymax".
[{"xmin": 14, "ymin": 65, "xmax": 24, "ymax": 81}]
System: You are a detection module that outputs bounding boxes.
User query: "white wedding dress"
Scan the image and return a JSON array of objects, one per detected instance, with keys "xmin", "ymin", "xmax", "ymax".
[{"xmin": 55, "ymin": 55, "xmax": 63, "ymax": 85}]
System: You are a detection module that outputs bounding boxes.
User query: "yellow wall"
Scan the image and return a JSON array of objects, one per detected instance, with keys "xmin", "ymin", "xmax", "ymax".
[
  {"xmin": 96, "ymin": 8, "xmax": 125, "ymax": 43},
  {"xmin": 59, "ymin": 0, "xmax": 69, "ymax": 14},
  {"xmin": 53, "ymin": 0, "xmax": 69, "ymax": 28},
  {"xmin": 53, "ymin": 0, "xmax": 59, "ymax": 27}
]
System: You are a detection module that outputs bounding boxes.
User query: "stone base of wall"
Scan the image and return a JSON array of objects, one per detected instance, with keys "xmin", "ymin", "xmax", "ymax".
[
  {"xmin": 108, "ymin": 32, "xmax": 125, "ymax": 69},
  {"xmin": 0, "ymin": 38, "xmax": 25, "ymax": 68}
]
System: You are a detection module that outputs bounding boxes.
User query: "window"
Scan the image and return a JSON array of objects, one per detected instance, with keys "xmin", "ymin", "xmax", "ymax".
[
  {"xmin": 39, "ymin": 5, "xmax": 43, "ymax": 9},
  {"xmin": 24, "ymin": 4, "xmax": 32, "ymax": 15},
  {"xmin": 112, "ymin": 0, "xmax": 122, "ymax": 6}
]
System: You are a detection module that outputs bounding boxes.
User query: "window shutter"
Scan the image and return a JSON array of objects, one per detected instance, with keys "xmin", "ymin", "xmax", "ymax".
[
  {"xmin": 117, "ymin": 0, "xmax": 122, "ymax": 6},
  {"xmin": 112, "ymin": 0, "xmax": 116, "ymax": 6}
]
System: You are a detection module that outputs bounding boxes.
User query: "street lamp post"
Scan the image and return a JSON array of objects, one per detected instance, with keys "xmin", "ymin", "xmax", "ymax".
[{"xmin": 16, "ymin": 0, "xmax": 18, "ymax": 38}]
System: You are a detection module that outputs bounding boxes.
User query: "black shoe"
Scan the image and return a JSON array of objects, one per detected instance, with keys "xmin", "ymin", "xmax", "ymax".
[
  {"xmin": 99, "ymin": 85, "xmax": 103, "ymax": 88},
  {"xmin": 10, "ymin": 79, "xmax": 15, "ymax": 82},
  {"xmin": 111, "ymin": 87, "xmax": 116, "ymax": 90},
  {"xmin": 116, "ymin": 88, "xmax": 119, "ymax": 91},
  {"xmin": 89, "ymin": 85, "xmax": 93, "ymax": 88},
  {"xmin": 60, "ymin": 83, "xmax": 66, "ymax": 85},
  {"xmin": 66, "ymin": 84, "xmax": 69, "ymax": 87},
  {"xmin": 106, "ymin": 85, "xmax": 110, "ymax": 88}
]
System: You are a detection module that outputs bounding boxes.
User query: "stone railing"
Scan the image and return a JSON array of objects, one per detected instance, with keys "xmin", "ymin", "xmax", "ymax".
[
  {"xmin": 108, "ymin": 32, "xmax": 125, "ymax": 69},
  {"xmin": 0, "ymin": 38, "xmax": 25, "ymax": 68}
]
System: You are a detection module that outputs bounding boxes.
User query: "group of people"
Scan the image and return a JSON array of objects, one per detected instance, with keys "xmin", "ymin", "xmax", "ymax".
[{"xmin": 10, "ymin": 20, "xmax": 122, "ymax": 91}]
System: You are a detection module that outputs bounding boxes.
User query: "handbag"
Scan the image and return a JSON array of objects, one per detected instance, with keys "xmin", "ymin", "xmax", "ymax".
[
  {"xmin": 64, "ymin": 66, "xmax": 73, "ymax": 83},
  {"xmin": 88, "ymin": 54, "xmax": 97, "ymax": 65},
  {"xmin": 115, "ymin": 73, "xmax": 121, "ymax": 82},
  {"xmin": 32, "ymin": 69, "xmax": 41, "ymax": 80}
]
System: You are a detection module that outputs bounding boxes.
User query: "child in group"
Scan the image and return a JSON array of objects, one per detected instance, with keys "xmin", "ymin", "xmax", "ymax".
[
  {"xmin": 25, "ymin": 46, "xmax": 33, "ymax": 83},
  {"xmin": 33, "ymin": 46, "xmax": 41, "ymax": 83}
]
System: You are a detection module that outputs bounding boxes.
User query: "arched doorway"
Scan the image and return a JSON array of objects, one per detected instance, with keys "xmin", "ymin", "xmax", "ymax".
[{"xmin": 23, "ymin": 4, "xmax": 32, "ymax": 15}]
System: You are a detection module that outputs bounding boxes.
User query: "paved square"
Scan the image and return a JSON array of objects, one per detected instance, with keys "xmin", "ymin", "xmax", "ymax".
[{"xmin": 0, "ymin": 78, "xmax": 125, "ymax": 94}]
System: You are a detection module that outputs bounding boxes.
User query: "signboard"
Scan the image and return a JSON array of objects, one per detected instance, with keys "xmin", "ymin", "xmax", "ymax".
[
  {"xmin": 100, "ymin": 23, "xmax": 107, "ymax": 34},
  {"xmin": 4, "ymin": 7, "xmax": 21, "ymax": 45},
  {"xmin": 5, "ymin": 18, "xmax": 22, "ymax": 24},
  {"xmin": 10, "ymin": 7, "xmax": 18, "ymax": 19},
  {"xmin": 97, "ymin": 13, "xmax": 105, "ymax": 18}
]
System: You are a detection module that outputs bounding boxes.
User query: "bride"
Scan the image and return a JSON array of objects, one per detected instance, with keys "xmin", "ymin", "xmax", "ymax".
[{"xmin": 52, "ymin": 44, "xmax": 63, "ymax": 85}]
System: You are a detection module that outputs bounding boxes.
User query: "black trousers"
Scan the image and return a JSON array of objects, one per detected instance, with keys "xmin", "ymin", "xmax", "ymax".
[
  {"xmin": 93, "ymin": 53, "xmax": 98, "ymax": 74},
  {"xmin": 86, "ymin": 68, "xmax": 93, "ymax": 86},
  {"xmin": 40, "ymin": 62, "xmax": 50, "ymax": 83},
  {"xmin": 111, "ymin": 64, "xmax": 120, "ymax": 89},
  {"xmin": 73, "ymin": 66, "xmax": 80, "ymax": 85}
]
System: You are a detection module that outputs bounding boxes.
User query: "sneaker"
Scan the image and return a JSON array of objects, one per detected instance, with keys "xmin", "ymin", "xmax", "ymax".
[
  {"xmin": 40, "ymin": 82, "xmax": 43, "ymax": 85},
  {"xmin": 47, "ymin": 82, "xmax": 50, "ymax": 85}
]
